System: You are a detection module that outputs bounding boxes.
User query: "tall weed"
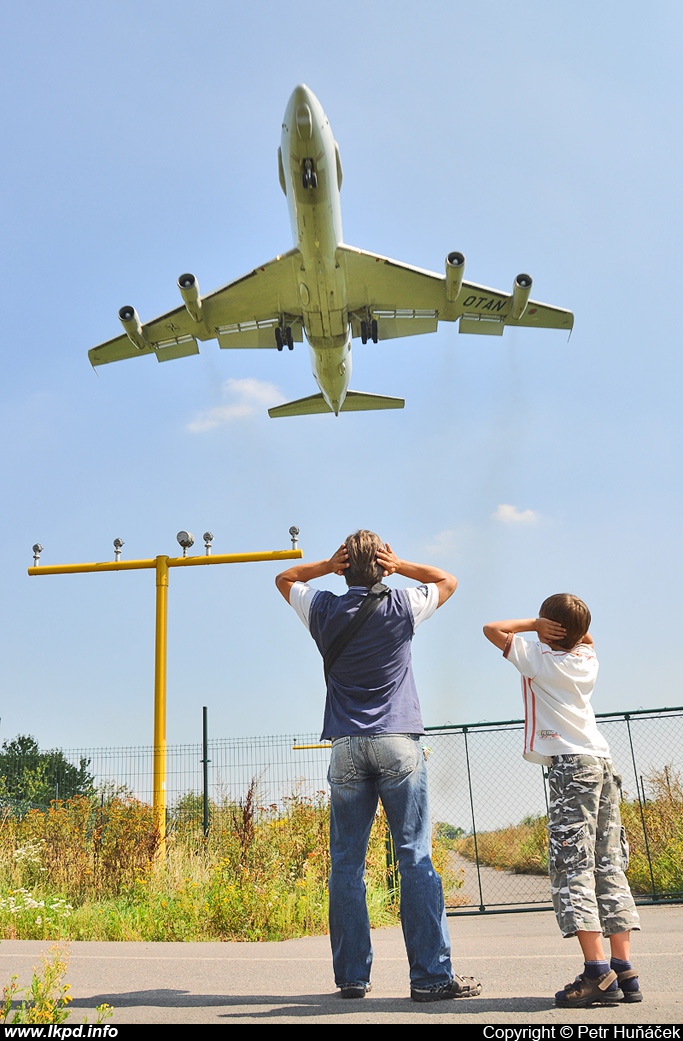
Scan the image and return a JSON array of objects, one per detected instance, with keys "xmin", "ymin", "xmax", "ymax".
[{"xmin": 0, "ymin": 783, "xmax": 435, "ymax": 941}]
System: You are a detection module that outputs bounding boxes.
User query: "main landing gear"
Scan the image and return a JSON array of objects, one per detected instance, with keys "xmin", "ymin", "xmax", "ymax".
[
  {"xmin": 301, "ymin": 158, "xmax": 318, "ymax": 189},
  {"xmin": 275, "ymin": 326, "xmax": 294, "ymax": 351},
  {"xmin": 360, "ymin": 318, "xmax": 378, "ymax": 344}
]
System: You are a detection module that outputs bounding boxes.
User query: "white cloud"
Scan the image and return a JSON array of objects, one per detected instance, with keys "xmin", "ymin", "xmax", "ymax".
[
  {"xmin": 424, "ymin": 529, "xmax": 460, "ymax": 558},
  {"xmin": 186, "ymin": 378, "xmax": 285, "ymax": 431},
  {"xmin": 493, "ymin": 503, "xmax": 540, "ymax": 525}
]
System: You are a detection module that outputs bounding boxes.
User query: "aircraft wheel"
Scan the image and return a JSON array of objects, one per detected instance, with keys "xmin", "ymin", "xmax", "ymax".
[
  {"xmin": 302, "ymin": 159, "xmax": 316, "ymax": 190},
  {"xmin": 371, "ymin": 319, "xmax": 378, "ymax": 343},
  {"xmin": 285, "ymin": 326, "xmax": 294, "ymax": 349},
  {"xmin": 360, "ymin": 320, "xmax": 368, "ymax": 344},
  {"xmin": 275, "ymin": 328, "xmax": 284, "ymax": 351}
]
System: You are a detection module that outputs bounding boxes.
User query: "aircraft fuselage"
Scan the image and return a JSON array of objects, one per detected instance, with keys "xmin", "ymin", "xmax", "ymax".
[
  {"xmin": 280, "ymin": 85, "xmax": 351, "ymax": 414},
  {"xmin": 89, "ymin": 85, "xmax": 574, "ymax": 417}
]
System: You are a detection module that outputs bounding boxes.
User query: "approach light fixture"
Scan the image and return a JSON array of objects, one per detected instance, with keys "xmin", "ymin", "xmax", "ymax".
[
  {"xmin": 176, "ymin": 531, "xmax": 195, "ymax": 557},
  {"xmin": 113, "ymin": 538, "xmax": 124, "ymax": 561},
  {"xmin": 289, "ymin": 526, "xmax": 300, "ymax": 548},
  {"xmin": 32, "ymin": 544, "xmax": 43, "ymax": 566},
  {"xmin": 203, "ymin": 532, "xmax": 214, "ymax": 555}
]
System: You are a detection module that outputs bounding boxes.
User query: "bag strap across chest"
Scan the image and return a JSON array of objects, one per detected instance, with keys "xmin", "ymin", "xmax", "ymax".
[{"xmin": 323, "ymin": 582, "xmax": 390, "ymax": 681}]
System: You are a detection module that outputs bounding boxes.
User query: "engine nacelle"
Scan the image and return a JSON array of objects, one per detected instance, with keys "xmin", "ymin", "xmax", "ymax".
[
  {"xmin": 510, "ymin": 273, "xmax": 533, "ymax": 320},
  {"xmin": 445, "ymin": 252, "xmax": 465, "ymax": 303},
  {"xmin": 118, "ymin": 305, "xmax": 147, "ymax": 350},
  {"xmin": 178, "ymin": 272, "xmax": 203, "ymax": 322}
]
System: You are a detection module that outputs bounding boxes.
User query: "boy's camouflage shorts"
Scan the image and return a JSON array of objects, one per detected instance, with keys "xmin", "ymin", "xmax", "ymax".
[{"xmin": 547, "ymin": 754, "xmax": 640, "ymax": 938}]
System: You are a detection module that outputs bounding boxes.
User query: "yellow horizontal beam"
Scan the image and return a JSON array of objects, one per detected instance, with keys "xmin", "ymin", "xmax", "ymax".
[{"xmin": 28, "ymin": 548, "xmax": 302, "ymax": 577}]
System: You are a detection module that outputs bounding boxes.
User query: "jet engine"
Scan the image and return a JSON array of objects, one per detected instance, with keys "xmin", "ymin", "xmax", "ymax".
[
  {"xmin": 118, "ymin": 306, "xmax": 147, "ymax": 350},
  {"xmin": 178, "ymin": 273, "xmax": 203, "ymax": 322},
  {"xmin": 510, "ymin": 273, "xmax": 533, "ymax": 320},
  {"xmin": 445, "ymin": 252, "xmax": 465, "ymax": 303}
]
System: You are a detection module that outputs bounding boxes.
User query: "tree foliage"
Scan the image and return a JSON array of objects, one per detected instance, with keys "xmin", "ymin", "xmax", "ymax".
[{"xmin": 0, "ymin": 735, "xmax": 94, "ymax": 810}]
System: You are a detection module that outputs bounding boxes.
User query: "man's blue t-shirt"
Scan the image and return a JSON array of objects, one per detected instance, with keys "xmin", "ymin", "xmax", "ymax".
[{"xmin": 288, "ymin": 582, "xmax": 438, "ymax": 740}]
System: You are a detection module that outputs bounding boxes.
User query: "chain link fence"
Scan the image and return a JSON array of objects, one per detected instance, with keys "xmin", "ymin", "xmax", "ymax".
[
  {"xmin": 1, "ymin": 707, "xmax": 681, "ymax": 914},
  {"xmin": 425, "ymin": 706, "xmax": 683, "ymax": 913}
]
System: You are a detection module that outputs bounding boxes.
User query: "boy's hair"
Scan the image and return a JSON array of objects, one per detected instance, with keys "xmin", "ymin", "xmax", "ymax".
[
  {"xmin": 539, "ymin": 593, "xmax": 591, "ymax": 650},
  {"xmin": 345, "ymin": 530, "xmax": 384, "ymax": 587}
]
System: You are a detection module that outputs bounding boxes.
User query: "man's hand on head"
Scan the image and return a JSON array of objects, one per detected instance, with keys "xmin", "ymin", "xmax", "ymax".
[
  {"xmin": 329, "ymin": 543, "xmax": 349, "ymax": 576},
  {"xmin": 376, "ymin": 542, "xmax": 400, "ymax": 577}
]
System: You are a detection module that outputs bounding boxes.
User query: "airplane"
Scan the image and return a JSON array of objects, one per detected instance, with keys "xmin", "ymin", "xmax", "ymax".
[{"xmin": 88, "ymin": 85, "xmax": 573, "ymax": 418}]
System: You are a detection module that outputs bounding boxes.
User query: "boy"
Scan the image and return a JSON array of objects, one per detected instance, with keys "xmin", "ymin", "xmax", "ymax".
[{"xmin": 483, "ymin": 594, "xmax": 641, "ymax": 1008}]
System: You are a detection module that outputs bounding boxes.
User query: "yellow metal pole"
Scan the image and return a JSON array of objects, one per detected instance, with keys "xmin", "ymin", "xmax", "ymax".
[
  {"xmin": 27, "ymin": 548, "xmax": 302, "ymax": 577},
  {"xmin": 154, "ymin": 556, "xmax": 169, "ymax": 853},
  {"xmin": 28, "ymin": 542, "xmax": 303, "ymax": 855}
]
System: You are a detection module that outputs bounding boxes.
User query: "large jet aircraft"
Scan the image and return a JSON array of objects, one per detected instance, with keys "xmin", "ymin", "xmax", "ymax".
[{"xmin": 89, "ymin": 85, "xmax": 573, "ymax": 418}]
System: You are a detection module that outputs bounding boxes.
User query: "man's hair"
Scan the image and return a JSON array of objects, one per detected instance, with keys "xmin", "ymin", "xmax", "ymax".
[
  {"xmin": 345, "ymin": 530, "xmax": 384, "ymax": 587},
  {"xmin": 539, "ymin": 593, "xmax": 591, "ymax": 650}
]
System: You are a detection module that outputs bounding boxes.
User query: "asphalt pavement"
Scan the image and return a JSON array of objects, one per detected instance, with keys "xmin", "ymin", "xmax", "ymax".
[{"xmin": 0, "ymin": 904, "xmax": 680, "ymax": 1025}]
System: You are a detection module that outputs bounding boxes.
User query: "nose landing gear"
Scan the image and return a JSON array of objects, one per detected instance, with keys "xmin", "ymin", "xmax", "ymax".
[{"xmin": 301, "ymin": 158, "xmax": 318, "ymax": 190}]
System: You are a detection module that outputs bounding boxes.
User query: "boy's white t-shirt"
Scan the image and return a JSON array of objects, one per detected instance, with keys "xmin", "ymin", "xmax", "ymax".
[{"xmin": 505, "ymin": 635, "xmax": 611, "ymax": 765}]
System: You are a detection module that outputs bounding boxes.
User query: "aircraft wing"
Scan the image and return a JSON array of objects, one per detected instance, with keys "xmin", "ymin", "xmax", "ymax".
[
  {"xmin": 338, "ymin": 244, "xmax": 573, "ymax": 339},
  {"xmin": 88, "ymin": 249, "xmax": 304, "ymax": 366}
]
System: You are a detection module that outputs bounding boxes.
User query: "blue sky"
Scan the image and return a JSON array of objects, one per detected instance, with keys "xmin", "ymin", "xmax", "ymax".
[{"xmin": 2, "ymin": 1, "xmax": 682, "ymax": 751}]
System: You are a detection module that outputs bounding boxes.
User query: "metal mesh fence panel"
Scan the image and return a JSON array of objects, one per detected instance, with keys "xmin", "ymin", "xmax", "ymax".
[
  {"xmin": 51, "ymin": 734, "xmax": 331, "ymax": 813},
  {"xmin": 1, "ymin": 707, "xmax": 680, "ymax": 914}
]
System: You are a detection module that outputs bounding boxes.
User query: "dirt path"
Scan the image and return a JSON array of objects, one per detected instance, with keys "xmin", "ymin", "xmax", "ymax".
[{"xmin": 448, "ymin": 851, "xmax": 552, "ymax": 910}]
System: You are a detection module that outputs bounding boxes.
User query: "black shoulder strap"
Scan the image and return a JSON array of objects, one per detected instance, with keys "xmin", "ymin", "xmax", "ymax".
[{"xmin": 323, "ymin": 582, "xmax": 390, "ymax": 681}]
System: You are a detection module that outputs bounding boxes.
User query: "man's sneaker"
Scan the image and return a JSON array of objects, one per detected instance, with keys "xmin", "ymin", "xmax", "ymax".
[
  {"xmin": 555, "ymin": 970, "xmax": 623, "ymax": 1008},
  {"xmin": 338, "ymin": 983, "xmax": 371, "ymax": 999},
  {"xmin": 411, "ymin": 974, "xmax": 482, "ymax": 1003}
]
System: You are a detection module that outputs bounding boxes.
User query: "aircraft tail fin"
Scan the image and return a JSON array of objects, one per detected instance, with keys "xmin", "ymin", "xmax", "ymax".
[{"xmin": 268, "ymin": 390, "xmax": 404, "ymax": 418}]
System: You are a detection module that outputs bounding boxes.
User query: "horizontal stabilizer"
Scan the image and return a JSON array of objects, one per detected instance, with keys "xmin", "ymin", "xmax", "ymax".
[
  {"xmin": 340, "ymin": 391, "xmax": 405, "ymax": 412},
  {"xmin": 268, "ymin": 393, "xmax": 333, "ymax": 418},
  {"xmin": 268, "ymin": 391, "xmax": 405, "ymax": 418}
]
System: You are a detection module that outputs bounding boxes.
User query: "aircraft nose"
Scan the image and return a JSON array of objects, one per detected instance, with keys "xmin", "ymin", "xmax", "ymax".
[{"xmin": 295, "ymin": 101, "xmax": 313, "ymax": 139}]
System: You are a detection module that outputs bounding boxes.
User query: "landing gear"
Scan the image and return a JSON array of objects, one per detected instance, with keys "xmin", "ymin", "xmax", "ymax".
[
  {"xmin": 302, "ymin": 158, "xmax": 318, "ymax": 189},
  {"xmin": 275, "ymin": 325, "xmax": 294, "ymax": 351},
  {"xmin": 360, "ymin": 318, "xmax": 379, "ymax": 344}
]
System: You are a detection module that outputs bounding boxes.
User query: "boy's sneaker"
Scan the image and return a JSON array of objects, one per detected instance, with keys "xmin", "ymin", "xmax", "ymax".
[
  {"xmin": 411, "ymin": 974, "xmax": 482, "ymax": 1002},
  {"xmin": 555, "ymin": 970, "xmax": 623, "ymax": 1008},
  {"xmin": 338, "ymin": 983, "xmax": 371, "ymax": 999}
]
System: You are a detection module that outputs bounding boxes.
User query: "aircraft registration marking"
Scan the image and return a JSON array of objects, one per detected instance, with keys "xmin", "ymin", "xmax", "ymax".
[{"xmin": 461, "ymin": 295, "xmax": 507, "ymax": 312}]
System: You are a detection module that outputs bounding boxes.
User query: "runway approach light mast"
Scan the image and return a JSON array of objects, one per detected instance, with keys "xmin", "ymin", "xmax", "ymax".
[{"xmin": 28, "ymin": 529, "xmax": 303, "ymax": 852}]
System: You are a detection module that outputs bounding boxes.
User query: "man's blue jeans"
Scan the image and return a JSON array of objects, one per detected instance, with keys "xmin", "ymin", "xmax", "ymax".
[{"xmin": 328, "ymin": 733, "xmax": 453, "ymax": 988}]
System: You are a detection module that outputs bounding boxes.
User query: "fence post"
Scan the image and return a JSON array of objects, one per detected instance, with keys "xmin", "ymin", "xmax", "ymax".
[
  {"xmin": 463, "ymin": 727, "xmax": 485, "ymax": 912},
  {"xmin": 624, "ymin": 713, "xmax": 657, "ymax": 900},
  {"xmin": 202, "ymin": 706, "xmax": 211, "ymax": 840}
]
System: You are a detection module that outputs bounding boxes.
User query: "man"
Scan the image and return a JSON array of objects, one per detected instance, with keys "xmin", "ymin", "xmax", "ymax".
[{"xmin": 275, "ymin": 529, "xmax": 482, "ymax": 1002}]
